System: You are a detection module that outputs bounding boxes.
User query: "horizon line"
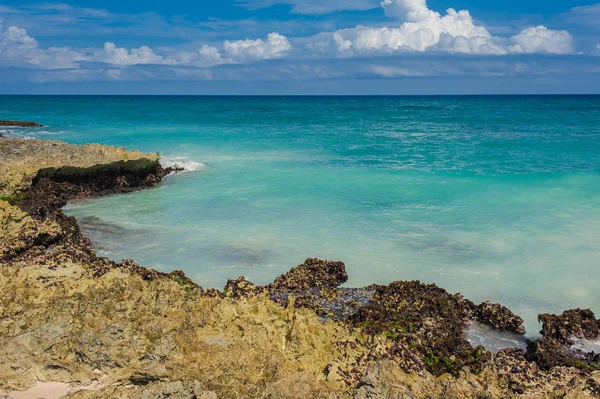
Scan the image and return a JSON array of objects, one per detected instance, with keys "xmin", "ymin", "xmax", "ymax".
[{"xmin": 1, "ymin": 93, "xmax": 600, "ymax": 97}]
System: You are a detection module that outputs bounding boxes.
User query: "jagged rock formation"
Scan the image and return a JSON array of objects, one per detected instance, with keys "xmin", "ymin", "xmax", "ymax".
[
  {"xmin": 0, "ymin": 138, "xmax": 159, "ymax": 197},
  {"xmin": 526, "ymin": 309, "xmax": 600, "ymax": 372},
  {"xmin": 1, "ymin": 138, "xmax": 599, "ymax": 398},
  {"xmin": 475, "ymin": 301, "xmax": 526, "ymax": 335}
]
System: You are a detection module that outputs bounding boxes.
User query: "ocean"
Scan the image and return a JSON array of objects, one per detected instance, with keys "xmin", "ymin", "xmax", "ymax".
[{"xmin": 2, "ymin": 95, "xmax": 599, "ymax": 335}]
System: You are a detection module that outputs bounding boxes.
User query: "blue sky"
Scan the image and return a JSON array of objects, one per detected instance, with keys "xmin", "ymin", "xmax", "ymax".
[{"xmin": 0, "ymin": 0, "xmax": 599, "ymax": 94}]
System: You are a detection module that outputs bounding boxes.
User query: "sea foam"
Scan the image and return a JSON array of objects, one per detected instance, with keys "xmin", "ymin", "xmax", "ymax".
[
  {"xmin": 2, "ymin": 128, "xmax": 61, "ymax": 139},
  {"xmin": 569, "ymin": 338, "xmax": 600, "ymax": 355},
  {"xmin": 161, "ymin": 156, "xmax": 206, "ymax": 173}
]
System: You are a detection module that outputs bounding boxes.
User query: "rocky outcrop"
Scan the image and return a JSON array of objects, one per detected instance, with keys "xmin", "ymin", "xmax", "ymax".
[
  {"xmin": 348, "ymin": 281, "xmax": 486, "ymax": 377},
  {"xmin": 0, "ymin": 138, "xmax": 159, "ymax": 196},
  {"xmin": 474, "ymin": 301, "xmax": 526, "ymax": 335},
  {"xmin": 0, "ymin": 120, "xmax": 43, "ymax": 127},
  {"xmin": 526, "ymin": 309, "xmax": 600, "ymax": 371},
  {"xmin": 21, "ymin": 159, "xmax": 181, "ymax": 219},
  {"xmin": 538, "ymin": 309, "xmax": 600, "ymax": 345},
  {"xmin": 271, "ymin": 258, "xmax": 348, "ymax": 292},
  {"xmin": 2, "ymin": 137, "xmax": 600, "ymax": 398}
]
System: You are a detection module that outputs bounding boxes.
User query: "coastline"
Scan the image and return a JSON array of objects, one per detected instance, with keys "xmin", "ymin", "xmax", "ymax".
[{"xmin": 1, "ymin": 136, "xmax": 599, "ymax": 398}]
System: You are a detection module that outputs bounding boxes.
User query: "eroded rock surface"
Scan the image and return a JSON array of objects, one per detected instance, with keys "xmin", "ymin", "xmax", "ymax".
[
  {"xmin": 539, "ymin": 309, "xmax": 600, "ymax": 345},
  {"xmin": 0, "ymin": 138, "xmax": 159, "ymax": 196},
  {"xmin": 475, "ymin": 301, "xmax": 526, "ymax": 335},
  {"xmin": 1, "ymin": 138, "xmax": 600, "ymax": 398},
  {"xmin": 271, "ymin": 258, "xmax": 348, "ymax": 292},
  {"xmin": 526, "ymin": 309, "xmax": 600, "ymax": 372}
]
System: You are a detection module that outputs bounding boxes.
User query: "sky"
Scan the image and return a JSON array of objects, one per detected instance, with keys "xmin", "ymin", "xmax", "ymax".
[{"xmin": 0, "ymin": 0, "xmax": 599, "ymax": 94}]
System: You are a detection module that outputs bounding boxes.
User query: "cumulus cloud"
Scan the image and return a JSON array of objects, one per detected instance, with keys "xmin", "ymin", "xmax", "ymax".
[
  {"xmin": 0, "ymin": 26, "xmax": 38, "ymax": 63},
  {"xmin": 95, "ymin": 42, "xmax": 173, "ymax": 66},
  {"xmin": 508, "ymin": 26, "xmax": 574, "ymax": 55},
  {"xmin": 223, "ymin": 33, "xmax": 292, "ymax": 62},
  {"xmin": 197, "ymin": 45, "xmax": 225, "ymax": 66},
  {"xmin": 0, "ymin": 25, "xmax": 291, "ymax": 71},
  {"xmin": 0, "ymin": 26, "xmax": 85, "ymax": 68},
  {"xmin": 0, "ymin": 0, "xmax": 583, "ymax": 84},
  {"xmin": 163, "ymin": 33, "xmax": 292, "ymax": 68},
  {"xmin": 381, "ymin": 0, "xmax": 436, "ymax": 21},
  {"xmin": 593, "ymin": 44, "xmax": 600, "ymax": 56},
  {"xmin": 305, "ymin": 0, "xmax": 574, "ymax": 56}
]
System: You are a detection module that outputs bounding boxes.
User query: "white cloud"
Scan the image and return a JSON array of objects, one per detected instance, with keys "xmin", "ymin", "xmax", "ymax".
[
  {"xmin": 381, "ymin": 0, "xmax": 436, "ymax": 21},
  {"xmin": 95, "ymin": 42, "xmax": 173, "ymax": 66},
  {"xmin": 304, "ymin": 0, "xmax": 574, "ymax": 56},
  {"xmin": 198, "ymin": 45, "xmax": 224, "ymax": 66},
  {"xmin": 163, "ymin": 45, "xmax": 225, "ymax": 68},
  {"xmin": 0, "ymin": 26, "xmax": 180, "ymax": 69},
  {"xmin": 0, "ymin": 25, "xmax": 290, "ymax": 70},
  {"xmin": 0, "ymin": 0, "xmax": 583, "ymax": 84},
  {"xmin": 0, "ymin": 26, "xmax": 85, "ymax": 68},
  {"xmin": 508, "ymin": 26, "xmax": 574, "ymax": 54},
  {"xmin": 223, "ymin": 33, "xmax": 292, "ymax": 61},
  {"xmin": 593, "ymin": 43, "xmax": 600, "ymax": 56},
  {"xmin": 236, "ymin": 0, "xmax": 379, "ymax": 15},
  {"xmin": 165, "ymin": 33, "xmax": 292, "ymax": 67},
  {"xmin": 0, "ymin": 26, "xmax": 38, "ymax": 62}
]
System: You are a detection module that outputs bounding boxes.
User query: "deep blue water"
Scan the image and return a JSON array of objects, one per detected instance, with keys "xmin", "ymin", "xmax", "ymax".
[{"xmin": 2, "ymin": 95, "xmax": 600, "ymax": 335}]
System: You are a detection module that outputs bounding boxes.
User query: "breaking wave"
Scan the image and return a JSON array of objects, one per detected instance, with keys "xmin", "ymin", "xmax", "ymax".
[{"xmin": 161, "ymin": 156, "xmax": 206, "ymax": 173}]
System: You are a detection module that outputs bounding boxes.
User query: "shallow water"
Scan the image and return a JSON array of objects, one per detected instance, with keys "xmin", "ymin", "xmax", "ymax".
[
  {"xmin": 464, "ymin": 321, "xmax": 527, "ymax": 353},
  {"xmin": 3, "ymin": 95, "xmax": 600, "ymax": 336}
]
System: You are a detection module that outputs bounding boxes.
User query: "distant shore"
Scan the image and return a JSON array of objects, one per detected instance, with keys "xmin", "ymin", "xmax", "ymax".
[{"xmin": 1, "ymin": 135, "xmax": 599, "ymax": 398}]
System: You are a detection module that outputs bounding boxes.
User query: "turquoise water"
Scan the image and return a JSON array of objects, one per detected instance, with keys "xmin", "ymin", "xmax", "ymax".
[{"xmin": 2, "ymin": 95, "xmax": 600, "ymax": 335}]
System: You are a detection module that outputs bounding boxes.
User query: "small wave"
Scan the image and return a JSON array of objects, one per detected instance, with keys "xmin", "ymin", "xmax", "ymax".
[
  {"xmin": 2, "ymin": 128, "xmax": 61, "ymax": 139},
  {"xmin": 569, "ymin": 338, "xmax": 600, "ymax": 354},
  {"xmin": 161, "ymin": 156, "xmax": 206, "ymax": 173}
]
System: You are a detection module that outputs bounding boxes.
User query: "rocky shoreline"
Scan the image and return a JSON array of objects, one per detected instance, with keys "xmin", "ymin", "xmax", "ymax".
[{"xmin": 1, "ymin": 137, "xmax": 599, "ymax": 398}]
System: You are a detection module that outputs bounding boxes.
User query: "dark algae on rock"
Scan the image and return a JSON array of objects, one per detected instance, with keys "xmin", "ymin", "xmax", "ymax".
[
  {"xmin": 538, "ymin": 309, "xmax": 600, "ymax": 345},
  {"xmin": 270, "ymin": 258, "xmax": 349, "ymax": 291},
  {"xmin": 20, "ymin": 159, "xmax": 182, "ymax": 218},
  {"xmin": 474, "ymin": 301, "xmax": 526, "ymax": 334},
  {"xmin": 348, "ymin": 281, "xmax": 489, "ymax": 377},
  {"xmin": 526, "ymin": 309, "xmax": 600, "ymax": 372}
]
